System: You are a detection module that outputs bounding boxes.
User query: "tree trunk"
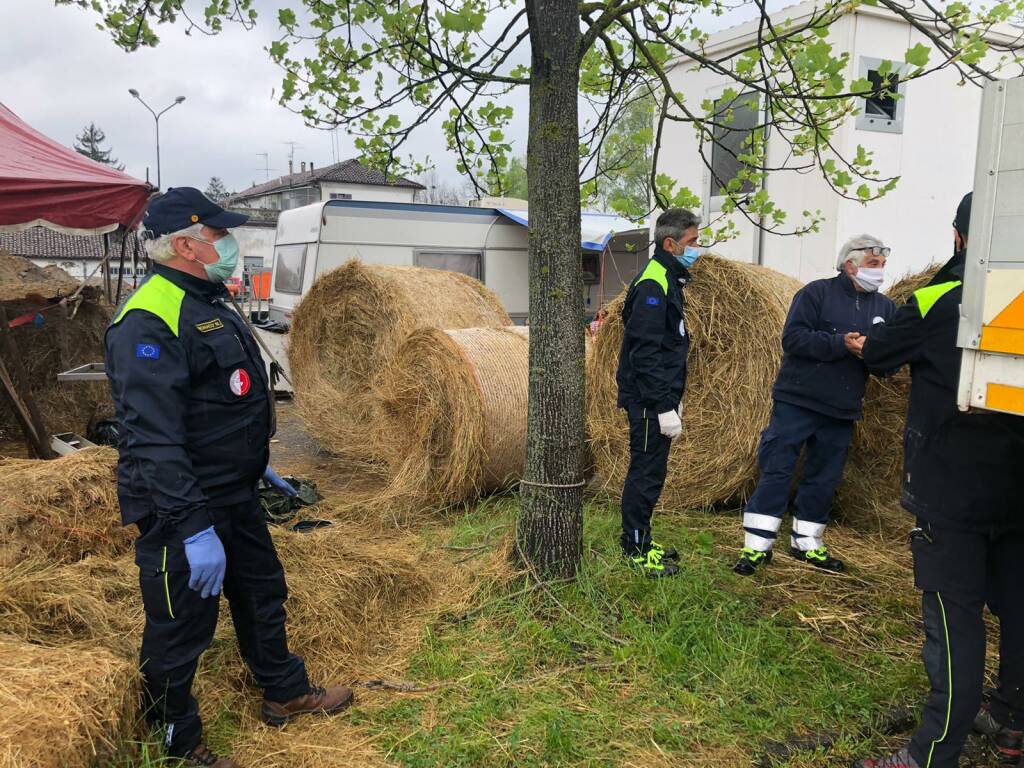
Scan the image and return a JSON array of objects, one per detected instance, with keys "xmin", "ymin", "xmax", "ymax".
[{"xmin": 517, "ymin": 0, "xmax": 584, "ymax": 579}]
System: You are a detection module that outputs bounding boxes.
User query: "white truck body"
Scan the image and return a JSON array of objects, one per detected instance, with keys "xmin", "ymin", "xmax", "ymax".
[{"xmin": 957, "ymin": 76, "xmax": 1024, "ymax": 416}]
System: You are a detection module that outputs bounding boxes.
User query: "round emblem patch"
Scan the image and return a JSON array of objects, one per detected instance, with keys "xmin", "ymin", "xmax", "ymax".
[{"xmin": 230, "ymin": 368, "xmax": 251, "ymax": 396}]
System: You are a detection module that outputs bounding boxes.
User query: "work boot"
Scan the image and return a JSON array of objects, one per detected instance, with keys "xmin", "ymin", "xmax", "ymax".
[
  {"xmin": 733, "ymin": 547, "xmax": 772, "ymax": 576},
  {"xmin": 650, "ymin": 540, "xmax": 679, "ymax": 561},
  {"xmin": 180, "ymin": 744, "xmax": 243, "ymax": 768},
  {"xmin": 261, "ymin": 684, "xmax": 355, "ymax": 727},
  {"xmin": 789, "ymin": 545, "xmax": 845, "ymax": 572},
  {"xmin": 976, "ymin": 707, "xmax": 1024, "ymax": 763},
  {"xmin": 626, "ymin": 548, "xmax": 678, "ymax": 578},
  {"xmin": 852, "ymin": 748, "xmax": 920, "ymax": 768}
]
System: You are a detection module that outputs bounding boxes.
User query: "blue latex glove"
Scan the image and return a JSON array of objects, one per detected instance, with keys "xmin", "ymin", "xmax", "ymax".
[
  {"xmin": 263, "ymin": 465, "xmax": 298, "ymax": 498},
  {"xmin": 183, "ymin": 526, "xmax": 226, "ymax": 599}
]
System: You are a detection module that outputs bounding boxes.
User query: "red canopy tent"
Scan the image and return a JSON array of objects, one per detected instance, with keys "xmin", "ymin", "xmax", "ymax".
[{"xmin": 0, "ymin": 103, "xmax": 152, "ymax": 235}]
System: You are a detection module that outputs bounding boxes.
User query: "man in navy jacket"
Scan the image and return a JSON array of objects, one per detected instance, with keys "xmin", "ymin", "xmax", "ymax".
[
  {"xmin": 616, "ymin": 208, "xmax": 700, "ymax": 578},
  {"xmin": 734, "ymin": 236, "xmax": 895, "ymax": 575}
]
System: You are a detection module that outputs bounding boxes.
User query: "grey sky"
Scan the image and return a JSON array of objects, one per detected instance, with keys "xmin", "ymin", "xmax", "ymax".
[
  {"xmin": 3, "ymin": 0, "xmax": 514, "ymax": 193},
  {"xmin": 3, "ymin": 1, "xmax": 767, "ymax": 196}
]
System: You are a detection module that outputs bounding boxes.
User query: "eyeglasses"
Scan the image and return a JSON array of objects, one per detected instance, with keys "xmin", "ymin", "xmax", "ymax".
[{"xmin": 851, "ymin": 246, "xmax": 891, "ymax": 258}]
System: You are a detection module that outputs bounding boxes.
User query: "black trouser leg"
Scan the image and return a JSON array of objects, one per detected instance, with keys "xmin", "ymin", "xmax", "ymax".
[
  {"xmin": 221, "ymin": 496, "xmax": 309, "ymax": 703},
  {"xmin": 136, "ymin": 520, "xmax": 220, "ymax": 757},
  {"xmin": 620, "ymin": 407, "xmax": 672, "ymax": 555},
  {"xmin": 987, "ymin": 529, "xmax": 1024, "ymax": 732},
  {"xmin": 909, "ymin": 523, "xmax": 988, "ymax": 768},
  {"xmin": 790, "ymin": 415, "xmax": 852, "ymax": 551}
]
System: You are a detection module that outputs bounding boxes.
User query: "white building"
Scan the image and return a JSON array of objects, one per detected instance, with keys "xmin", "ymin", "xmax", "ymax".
[
  {"xmin": 0, "ymin": 227, "xmax": 145, "ymax": 286},
  {"xmin": 660, "ymin": 1, "xmax": 1016, "ymax": 284}
]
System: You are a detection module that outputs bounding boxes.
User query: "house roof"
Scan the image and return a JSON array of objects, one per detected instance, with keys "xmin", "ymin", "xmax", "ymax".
[
  {"xmin": 230, "ymin": 158, "xmax": 425, "ymax": 202},
  {"xmin": 0, "ymin": 226, "xmax": 142, "ymax": 262}
]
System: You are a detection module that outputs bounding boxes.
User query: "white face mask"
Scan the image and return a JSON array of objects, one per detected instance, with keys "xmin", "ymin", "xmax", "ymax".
[{"xmin": 854, "ymin": 266, "xmax": 885, "ymax": 293}]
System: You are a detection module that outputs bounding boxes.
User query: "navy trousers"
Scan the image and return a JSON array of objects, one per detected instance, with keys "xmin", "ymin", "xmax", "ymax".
[
  {"xmin": 135, "ymin": 493, "xmax": 310, "ymax": 756},
  {"xmin": 620, "ymin": 406, "xmax": 673, "ymax": 554},
  {"xmin": 742, "ymin": 400, "xmax": 854, "ymax": 552},
  {"xmin": 908, "ymin": 522, "xmax": 1024, "ymax": 768}
]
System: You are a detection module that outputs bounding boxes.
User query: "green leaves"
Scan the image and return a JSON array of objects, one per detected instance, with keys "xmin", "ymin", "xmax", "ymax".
[{"xmin": 904, "ymin": 42, "xmax": 930, "ymax": 68}]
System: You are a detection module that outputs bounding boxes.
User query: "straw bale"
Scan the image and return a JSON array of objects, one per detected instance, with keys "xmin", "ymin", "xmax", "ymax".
[
  {"xmin": 268, "ymin": 524, "xmax": 441, "ymax": 681},
  {"xmin": 836, "ymin": 265, "xmax": 941, "ymax": 530},
  {"xmin": 288, "ymin": 261, "xmax": 510, "ymax": 465},
  {"xmin": 0, "ymin": 637, "xmax": 140, "ymax": 768},
  {"xmin": 0, "ymin": 557, "xmax": 140, "ymax": 656},
  {"xmin": 587, "ymin": 256, "xmax": 802, "ymax": 509},
  {"xmin": 374, "ymin": 326, "xmax": 530, "ymax": 507},
  {"xmin": 0, "ymin": 448, "xmax": 129, "ymax": 566}
]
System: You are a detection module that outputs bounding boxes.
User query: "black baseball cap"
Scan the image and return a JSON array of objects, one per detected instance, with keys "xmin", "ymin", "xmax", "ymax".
[{"xmin": 142, "ymin": 187, "xmax": 248, "ymax": 237}]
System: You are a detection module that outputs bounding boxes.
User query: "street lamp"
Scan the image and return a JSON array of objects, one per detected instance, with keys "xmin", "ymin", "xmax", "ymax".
[{"xmin": 128, "ymin": 89, "xmax": 186, "ymax": 189}]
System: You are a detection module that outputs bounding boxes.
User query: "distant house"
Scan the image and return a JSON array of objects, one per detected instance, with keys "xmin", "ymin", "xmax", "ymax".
[
  {"xmin": 228, "ymin": 158, "xmax": 425, "ymax": 211},
  {"xmin": 0, "ymin": 227, "xmax": 144, "ymax": 285}
]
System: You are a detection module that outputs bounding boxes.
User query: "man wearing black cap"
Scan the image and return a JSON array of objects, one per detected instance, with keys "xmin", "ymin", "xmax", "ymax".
[
  {"xmin": 854, "ymin": 193, "xmax": 1024, "ymax": 768},
  {"xmin": 106, "ymin": 188, "xmax": 352, "ymax": 768}
]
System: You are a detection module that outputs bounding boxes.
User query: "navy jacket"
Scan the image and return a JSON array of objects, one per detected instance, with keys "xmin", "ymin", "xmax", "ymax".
[
  {"xmin": 772, "ymin": 273, "xmax": 895, "ymax": 420},
  {"xmin": 105, "ymin": 264, "xmax": 274, "ymax": 540},
  {"xmin": 616, "ymin": 248, "xmax": 691, "ymax": 414},
  {"xmin": 863, "ymin": 266, "xmax": 1024, "ymax": 531}
]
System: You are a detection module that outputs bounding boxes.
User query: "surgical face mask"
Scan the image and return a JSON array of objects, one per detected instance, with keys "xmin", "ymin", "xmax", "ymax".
[
  {"xmin": 676, "ymin": 246, "xmax": 702, "ymax": 268},
  {"xmin": 200, "ymin": 234, "xmax": 240, "ymax": 283},
  {"xmin": 854, "ymin": 266, "xmax": 885, "ymax": 293}
]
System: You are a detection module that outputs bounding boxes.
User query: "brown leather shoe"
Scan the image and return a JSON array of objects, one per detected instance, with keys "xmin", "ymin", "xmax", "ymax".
[
  {"xmin": 180, "ymin": 743, "xmax": 243, "ymax": 768},
  {"xmin": 261, "ymin": 684, "xmax": 354, "ymax": 727}
]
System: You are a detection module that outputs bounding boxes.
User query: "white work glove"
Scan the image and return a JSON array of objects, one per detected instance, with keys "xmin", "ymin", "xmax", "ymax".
[{"xmin": 658, "ymin": 410, "xmax": 682, "ymax": 439}]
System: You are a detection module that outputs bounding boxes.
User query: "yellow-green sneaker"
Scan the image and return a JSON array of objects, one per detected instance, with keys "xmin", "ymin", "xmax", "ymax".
[
  {"xmin": 627, "ymin": 547, "xmax": 679, "ymax": 578},
  {"xmin": 650, "ymin": 540, "xmax": 679, "ymax": 561},
  {"xmin": 789, "ymin": 545, "xmax": 844, "ymax": 573},
  {"xmin": 733, "ymin": 547, "xmax": 772, "ymax": 576}
]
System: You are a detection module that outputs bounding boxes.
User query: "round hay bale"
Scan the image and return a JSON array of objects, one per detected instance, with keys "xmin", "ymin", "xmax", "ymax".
[
  {"xmin": 587, "ymin": 255, "xmax": 802, "ymax": 510},
  {"xmin": 0, "ymin": 448, "xmax": 130, "ymax": 566},
  {"xmin": 0, "ymin": 637, "xmax": 141, "ymax": 768},
  {"xmin": 288, "ymin": 261, "xmax": 510, "ymax": 465},
  {"xmin": 836, "ymin": 265, "xmax": 942, "ymax": 530},
  {"xmin": 0, "ymin": 557, "xmax": 140, "ymax": 656},
  {"xmin": 376, "ymin": 326, "xmax": 530, "ymax": 506}
]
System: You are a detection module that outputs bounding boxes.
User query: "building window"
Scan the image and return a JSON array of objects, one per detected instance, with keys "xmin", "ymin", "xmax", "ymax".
[
  {"xmin": 856, "ymin": 57, "xmax": 907, "ymax": 134},
  {"xmin": 709, "ymin": 91, "xmax": 761, "ymax": 199},
  {"xmin": 273, "ymin": 244, "xmax": 307, "ymax": 294},
  {"xmin": 281, "ymin": 187, "xmax": 319, "ymax": 210},
  {"xmin": 414, "ymin": 250, "xmax": 482, "ymax": 281},
  {"xmin": 330, "ymin": 193, "xmax": 353, "ymax": 200}
]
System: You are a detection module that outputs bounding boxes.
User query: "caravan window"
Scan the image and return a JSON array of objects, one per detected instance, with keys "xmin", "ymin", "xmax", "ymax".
[
  {"xmin": 414, "ymin": 250, "xmax": 482, "ymax": 281},
  {"xmin": 274, "ymin": 245, "xmax": 307, "ymax": 294}
]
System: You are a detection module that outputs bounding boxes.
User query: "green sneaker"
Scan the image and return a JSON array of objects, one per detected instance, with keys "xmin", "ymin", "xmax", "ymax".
[
  {"xmin": 627, "ymin": 547, "xmax": 679, "ymax": 578},
  {"xmin": 650, "ymin": 540, "xmax": 679, "ymax": 561},
  {"xmin": 733, "ymin": 547, "xmax": 772, "ymax": 576},
  {"xmin": 789, "ymin": 545, "xmax": 844, "ymax": 572}
]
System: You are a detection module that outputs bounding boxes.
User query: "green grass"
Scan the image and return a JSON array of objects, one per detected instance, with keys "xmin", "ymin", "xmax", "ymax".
[{"xmin": 352, "ymin": 496, "xmax": 925, "ymax": 767}]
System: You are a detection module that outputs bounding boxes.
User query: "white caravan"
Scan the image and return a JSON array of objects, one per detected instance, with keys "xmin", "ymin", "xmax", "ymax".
[{"xmin": 257, "ymin": 199, "xmax": 649, "ymax": 391}]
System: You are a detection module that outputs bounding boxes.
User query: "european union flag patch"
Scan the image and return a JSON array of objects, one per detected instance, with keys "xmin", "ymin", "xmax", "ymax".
[
  {"xmin": 136, "ymin": 343, "xmax": 161, "ymax": 360},
  {"xmin": 645, "ymin": 296, "xmax": 660, "ymax": 306}
]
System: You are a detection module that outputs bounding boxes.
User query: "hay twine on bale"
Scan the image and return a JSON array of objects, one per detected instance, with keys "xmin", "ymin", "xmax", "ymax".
[
  {"xmin": 0, "ymin": 448, "xmax": 130, "ymax": 566},
  {"xmin": 288, "ymin": 261, "xmax": 510, "ymax": 468},
  {"xmin": 0, "ymin": 637, "xmax": 141, "ymax": 768},
  {"xmin": 588, "ymin": 255, "xmax": 802, "ymax": 510},
  {"xmin": 836, "ymin": 264, "xmax": 942, "ymax": 532}
]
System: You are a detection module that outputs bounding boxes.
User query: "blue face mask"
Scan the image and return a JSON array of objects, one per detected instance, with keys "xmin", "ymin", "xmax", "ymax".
[
  {"xmin": 203, "ymin": 234, "xmax": 240, "ymax": 283},
  {"xmin": 676, "ymin": 246, "xmax": 702, "ymax": 268}
]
